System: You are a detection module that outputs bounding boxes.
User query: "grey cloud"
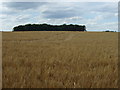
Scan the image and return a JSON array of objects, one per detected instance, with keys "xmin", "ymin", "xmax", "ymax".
[
  {"xmin": 1, "ymin": 2, "xmax": 117, "ymax": 31},
  {"xmin": 96, "ymin": 6, "xmax": 117, "ymax": 13},
  {"xmin": 2, "ymin": 10, "xmax": 18, "ymax": 15},
  {"xmin": 1, "ymin": 2, "xmax": 47, "ymax": 15},
  {"xmin": 42, "ymin": 9, "xmax": 78, "ymax": 19},
  {"xmin": 3, "ymin": 2, "xmax": 47, "ymax": 10},
  {"xmin": 42, "ymin": 2, "xmax": 117, "ymax": 19},
  {"xmin": 42, "ymin": 2, "xmax": 84, "ymax": 19},
  {"xmin": 93, "ymin": 3, "xmax": 117, "ymax": 13}
]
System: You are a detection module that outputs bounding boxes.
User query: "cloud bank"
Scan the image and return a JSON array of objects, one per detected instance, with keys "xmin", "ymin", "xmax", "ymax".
[{"xmin": 0, "ymin": 2, "xmax": 118, "ymax": 31}]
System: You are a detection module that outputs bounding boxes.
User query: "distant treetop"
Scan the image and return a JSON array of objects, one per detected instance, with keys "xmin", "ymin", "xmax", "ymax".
[{"xmin": 13, "ymin": 23, "xmax": 86, "ymax": 31}]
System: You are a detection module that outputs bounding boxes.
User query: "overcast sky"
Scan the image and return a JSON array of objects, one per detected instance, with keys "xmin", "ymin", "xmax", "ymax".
[{"xmin": 0, "ymin": 2, "xmax": 118, "ymax": 31}]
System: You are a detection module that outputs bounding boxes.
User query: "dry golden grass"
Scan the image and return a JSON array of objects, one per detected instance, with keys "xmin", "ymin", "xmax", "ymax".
[{"xmin": 2, "ymin": 31, "xmax": 118, "ymax": 88}]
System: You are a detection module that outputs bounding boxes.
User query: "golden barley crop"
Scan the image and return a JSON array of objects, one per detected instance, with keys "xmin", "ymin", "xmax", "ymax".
[{"xmin": 2, "ymin": 31, "xmax": 118, "ymax": 88}]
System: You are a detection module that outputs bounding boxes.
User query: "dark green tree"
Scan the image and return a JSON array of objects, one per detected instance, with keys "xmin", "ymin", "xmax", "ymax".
[{"xmin": 13, "ymin": 24, "xmax": 86, "ymax": 31}]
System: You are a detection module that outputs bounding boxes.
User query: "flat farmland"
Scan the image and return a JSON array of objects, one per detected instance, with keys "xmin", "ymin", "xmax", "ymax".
[{"xmin": 2, "ymin": 31, "xmax": 118, "ymax": 88}]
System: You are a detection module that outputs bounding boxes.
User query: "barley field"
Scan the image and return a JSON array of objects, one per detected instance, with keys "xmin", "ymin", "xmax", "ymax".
[{"xmin": 2, "ymin": 31, "xmax": 118, "ymax": 88}]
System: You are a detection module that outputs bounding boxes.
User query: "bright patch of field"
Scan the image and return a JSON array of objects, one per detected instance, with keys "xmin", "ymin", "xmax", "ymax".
[{"xmin": 2, "ymin": 31, "xmax": 118, "ymax": 88}]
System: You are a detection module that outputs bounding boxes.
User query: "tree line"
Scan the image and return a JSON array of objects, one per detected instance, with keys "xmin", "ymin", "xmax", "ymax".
[{"xmin": 13, "ymin": 24, "xmax": 86, "ymax": 31}]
